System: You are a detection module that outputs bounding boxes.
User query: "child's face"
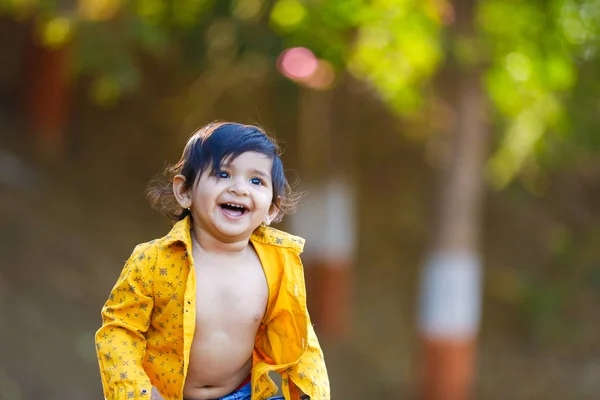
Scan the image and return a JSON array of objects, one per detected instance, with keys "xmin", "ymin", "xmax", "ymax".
[{"xmin": 185, "ymin": 151, "xmax": 279, "ymax": 241}]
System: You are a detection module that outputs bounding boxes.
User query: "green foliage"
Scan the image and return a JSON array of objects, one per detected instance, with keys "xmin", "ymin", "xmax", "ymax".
[
  {"xmin": 0, "ymin": 0, "xmax": 279, "ymax": 105},
  {"xmin": 269, "ymin": 0, "xmax": 366, "ymax": 67},
  {"xmin": 480, "ymin": 0, "xmax": 594, "ymax": 189},
  {"xmin": 275, "ymin": 0, "xmax": 599, "ymax": 188},
  {"xmin": 1, "ymin": 0, "xmax": 599, "ymax": 186},
  {"xmin": 337, "ymin": 0, "xmax": 599, "ymax": 188},
  {"xmin": 348, "ymin": 0, "xmax": 443, "ymax": 114}
]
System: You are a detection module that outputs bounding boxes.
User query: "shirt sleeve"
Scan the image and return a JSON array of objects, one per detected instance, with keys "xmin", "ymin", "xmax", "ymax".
[
  {"xmin": 95, "ymin": 243, "xmax": 156, "ymax": 400},
  {"xmin": 285, "ymin": 321, "xmax": 330, "ymax": 400}
]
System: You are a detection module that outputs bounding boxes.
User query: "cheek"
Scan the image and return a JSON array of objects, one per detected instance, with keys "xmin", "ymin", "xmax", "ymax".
[
  {"xmin": 263, "ymin": 190, "xmax": 275, "ymax": 205},
  {"xmin": 193, "ymin": 189, "xmax": 215, "ymax": 207},
  {"xmin": 255, "ymin": 191, "xmax": 273, "ymax": 209}
]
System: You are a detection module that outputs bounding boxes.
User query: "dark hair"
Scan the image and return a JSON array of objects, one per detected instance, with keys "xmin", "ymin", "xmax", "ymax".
[{"xmin": 147, "ymin": 122, "xmax": 300, "ymax": 223}]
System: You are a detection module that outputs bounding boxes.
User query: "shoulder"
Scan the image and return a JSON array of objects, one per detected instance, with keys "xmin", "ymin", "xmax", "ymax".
[
  {"xmin": 132, "ymin": 232, "xmax": 186, "ymax": 261},
  {"xmin": 251, "ymin": 225, "xmax": 305, "ymax": 254},
  {"xmin": 133, "ymin": 218, "xmax": 191, "ymax": 257},
  {"xmin": 127, "ymin": 240, "xmax": 160, "ymax": 267}
]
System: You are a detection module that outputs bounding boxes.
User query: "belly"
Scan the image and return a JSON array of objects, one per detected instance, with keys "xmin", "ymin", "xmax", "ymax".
[
  {"xmin": 188, "ymin": 330, "xmax": 254, "ymax": 380},
  {"xmin": 183, "ymin": 325, "xmax": 258, "ymax": 399}
]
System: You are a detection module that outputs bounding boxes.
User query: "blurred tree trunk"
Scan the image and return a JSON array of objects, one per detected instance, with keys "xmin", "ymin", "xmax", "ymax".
[
  {"xmin": 24, "ymin": 27, "xmax": 71, "ymax": 161},
  {"xmin": 418, "ymin": 0, "xmax": 488, "ymax": 399},
  {"xmin": 291, "ymin": 87, "xmax": 356, "ymax": 341}
]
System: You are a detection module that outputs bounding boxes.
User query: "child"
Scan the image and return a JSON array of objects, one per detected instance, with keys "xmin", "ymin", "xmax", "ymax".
[{"xmin": 95, "ymin": 122, "xmax": 329, "ymax": 400}]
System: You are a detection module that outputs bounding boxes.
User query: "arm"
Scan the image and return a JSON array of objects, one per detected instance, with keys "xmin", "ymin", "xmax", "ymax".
[
  {"xmin": 286, "ymin": 322, "xmax": 330, "ymax": 400},
  {"xmin": 95, "ymin": 243, "xmax": 156, "ymax": 400}
]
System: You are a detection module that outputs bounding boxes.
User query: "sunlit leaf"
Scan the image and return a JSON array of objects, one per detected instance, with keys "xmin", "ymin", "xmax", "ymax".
[
  {"xmin": 232, "ymin": 0, "xmax": 264, "ymax": 21},
  {"xmin": 77, "ymin": 0, "xmax": 122, "ymax": 21},
  {"xmin": 505, "ymin": 52, "xmax": 532, "ymax": 82},
  {"xmin": 544, "ymin": 54, "xmax": 576, "ymax": 91},
  {"xmin": 136, "ymin": 0, "xmax": 166, "ymax": 25},
  {"xmin": 270, "ymin": 0, "xmax": 306, "ymax": 32},
  {"xmin": 39, "ymin": 16, "xmax": 73, "ymax": 49},
  {"xmin": 487, "ymin": 94, "xmax": 561, "ymax": 189},
  {"xmin": 348, "ymin": 0, "xmax": 442, "ymax": 116}
]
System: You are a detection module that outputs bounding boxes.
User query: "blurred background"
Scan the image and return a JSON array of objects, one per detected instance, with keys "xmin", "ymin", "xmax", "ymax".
[{"xmin": 1, "ymin": 0, "xmax": 600, "ymax": 399}]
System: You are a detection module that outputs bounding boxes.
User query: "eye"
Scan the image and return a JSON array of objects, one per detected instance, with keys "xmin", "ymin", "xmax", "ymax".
[
  {"xmin": 250, "ymin": 178, "xmax": 263, "ymax": 185},
  {"xmin": 218, "ymin": 171, "xmax": 230, "ymax": 179}
]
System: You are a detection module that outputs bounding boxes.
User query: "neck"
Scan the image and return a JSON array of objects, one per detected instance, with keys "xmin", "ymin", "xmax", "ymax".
[{"xmin": 191, "ymin": 225, "xmax": 251, "ymax": 254}]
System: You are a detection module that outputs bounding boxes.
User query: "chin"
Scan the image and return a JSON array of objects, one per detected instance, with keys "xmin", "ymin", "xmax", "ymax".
[
  {"xmin": 221, "ymin": 231, "xmax": 248, "ymax": 240},
  {"xmin": 215, "ymin": 216, "xmax": 262, "ymax": 235},
  {"xmin": 215, "ymin": 224, "xmax": 252, "ymax": 239}
]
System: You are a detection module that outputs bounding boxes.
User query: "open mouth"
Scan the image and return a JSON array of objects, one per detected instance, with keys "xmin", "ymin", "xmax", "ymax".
[{"xmin": 219, "ymin": 203, "xmax": 249, "ymax": 218}]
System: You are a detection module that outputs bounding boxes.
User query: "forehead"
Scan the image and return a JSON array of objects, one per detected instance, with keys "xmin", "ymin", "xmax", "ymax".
[{"xmin": 222, "ymin": 151, "xmax": 273, "ymax": 172}]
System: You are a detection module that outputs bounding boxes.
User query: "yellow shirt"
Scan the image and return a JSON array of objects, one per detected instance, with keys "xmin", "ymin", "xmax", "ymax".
[{"xmin": 95, "ymin": 216, "xmax": 329, "ymax": 400}]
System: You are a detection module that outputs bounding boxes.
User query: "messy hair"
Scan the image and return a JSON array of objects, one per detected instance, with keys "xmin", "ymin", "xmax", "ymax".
[{"xmin": 147, "ymin": 122, "xmax": 300, "ymax": 223}]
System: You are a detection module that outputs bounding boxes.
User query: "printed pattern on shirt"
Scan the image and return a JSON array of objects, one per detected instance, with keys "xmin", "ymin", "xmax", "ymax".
[{"xmin": 96, "ymin": 216, "xmax": 329, "ymax": 400}]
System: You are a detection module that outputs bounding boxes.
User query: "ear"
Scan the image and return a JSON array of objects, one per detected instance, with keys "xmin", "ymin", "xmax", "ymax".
[
  {"xmin": 264, "ymin": 197, "xmax": 281, "ymax": 225},
  {"xmin": 172, "ymin": 174, "xmax": 192, "ymax": 209}
]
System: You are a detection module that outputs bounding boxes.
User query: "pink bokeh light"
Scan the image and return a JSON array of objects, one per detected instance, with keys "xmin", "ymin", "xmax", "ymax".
[
  {"xmin": 277, "ymin": 47, "xmax": 318, "ymax": 80},
  {"xmin": 305, "ymin": 59, "xmax": 335, "ymax": 89}
]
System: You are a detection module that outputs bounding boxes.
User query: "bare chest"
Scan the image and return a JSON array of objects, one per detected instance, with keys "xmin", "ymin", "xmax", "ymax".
[{"xmin": 193, "ymin": 254, "xmax": 269, "ymax": 326}]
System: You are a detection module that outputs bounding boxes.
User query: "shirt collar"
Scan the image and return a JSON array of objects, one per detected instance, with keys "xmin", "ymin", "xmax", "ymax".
[{"xmin": 160, "ymin": 216, "xmax": 305, "ymax": 253}]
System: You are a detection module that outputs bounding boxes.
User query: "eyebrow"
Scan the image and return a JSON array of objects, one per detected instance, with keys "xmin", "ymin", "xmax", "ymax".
[{"xmin": 250, "ymin": 168, "xmax": 271, "ymax": 179}]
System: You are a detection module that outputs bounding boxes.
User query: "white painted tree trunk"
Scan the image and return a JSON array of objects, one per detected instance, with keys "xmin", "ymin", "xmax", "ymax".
[{"xmin": 417, "ymin": 7, "xmax": 489, "ymax": 394}]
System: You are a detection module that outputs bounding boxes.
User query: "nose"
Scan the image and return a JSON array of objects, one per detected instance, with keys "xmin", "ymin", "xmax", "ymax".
[{"xmin": 228, "ymin": 180, "xmax": 249, "ymax": 196}]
